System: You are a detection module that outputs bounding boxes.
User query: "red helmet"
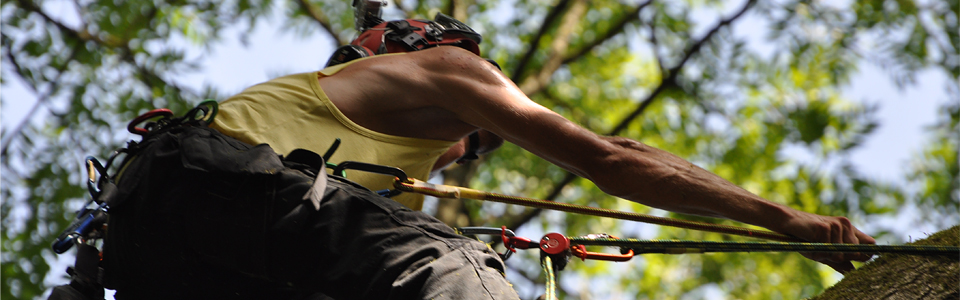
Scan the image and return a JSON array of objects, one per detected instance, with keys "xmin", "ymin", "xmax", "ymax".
[{"xmin": 326, "ymin": 13, "xmax": 482, "ymax": 67}]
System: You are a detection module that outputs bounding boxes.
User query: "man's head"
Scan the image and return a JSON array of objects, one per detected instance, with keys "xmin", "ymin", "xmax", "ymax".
[{"xmin": 326, "ymin": 13, "xmax": 483, "ymax": 67}]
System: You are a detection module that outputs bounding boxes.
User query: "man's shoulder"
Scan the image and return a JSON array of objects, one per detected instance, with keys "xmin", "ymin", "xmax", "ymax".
[{"xmin": 320, "ymin": 53, "xmax": 409, "ymax": 76}]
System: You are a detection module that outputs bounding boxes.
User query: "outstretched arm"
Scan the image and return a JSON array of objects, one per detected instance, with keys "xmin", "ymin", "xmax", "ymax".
[{"xmin": 325, "ymin": 47, "xmax": 874, "ymax": 273}]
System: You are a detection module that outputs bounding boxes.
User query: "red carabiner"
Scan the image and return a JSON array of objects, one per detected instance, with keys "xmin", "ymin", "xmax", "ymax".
[
  {"xmin": 128, "ymin": 109, "xmax": 174, "ymax": 135},
  {"xmin": 570, "ymin": 245, "xmax": 634, "ymax": 262},
  {"xmin": 569, "ymin": 234, "xmax": 635, "ymax": 262},
  {"xmin": 502, "ymin": 226, "xmax": 535, "ymax": 253}
]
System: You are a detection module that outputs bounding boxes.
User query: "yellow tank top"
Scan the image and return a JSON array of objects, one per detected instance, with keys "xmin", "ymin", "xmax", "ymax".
[{"xmin": 210, "ymin": 60, "xmax": 456, "ymax": 210}]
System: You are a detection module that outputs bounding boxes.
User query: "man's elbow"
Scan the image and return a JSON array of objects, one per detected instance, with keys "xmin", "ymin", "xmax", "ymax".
[
  {"xmin": 581, "ymin": 152, "xmax": 641, "ymax": 199},
  {"xmin": 582, "ymin": 138, "xmax": 680, "ymax": 201}
]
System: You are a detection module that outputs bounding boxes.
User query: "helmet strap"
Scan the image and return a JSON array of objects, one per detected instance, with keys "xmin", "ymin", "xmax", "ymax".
[{"xmin": 385, "ymin": 20, "xmax": 431, "ymax": 52}]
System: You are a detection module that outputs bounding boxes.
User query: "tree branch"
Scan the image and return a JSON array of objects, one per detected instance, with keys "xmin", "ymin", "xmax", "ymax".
[
  {"xmin": 518, "ymin": 0, "xmax": 654, "ymax": 96},
  {"xmin": 5, "ymin": 0, "xmax": 193, "ymax": 154},
  {"xmin": 648, "ymin": 16, "xmax": 666, "ymax": 74},
  {"xmin": 505, "ymin": 0, "xmax": 758, "ymax": 232},
  {"xmin": 1, "ymin": 41, "xmax": 80, "ymax": 156},
  {"xmin": 560, "ymin": 0, "xmax": 652, "ymax": 66},
  {"xmin": 516, "ymin": 0, "xmax": 586, "ymax": 95},
  {"xmin": 510, "ymin": 0, "xmax": 571, "ymax": 82},
  {"xmin": 609, "ymin": 0, "xmax": 755, "ymax": 135},
  {"xmin": 295, "ymin": 0, "xmax": 343, "ymax": 46},
  {"xmin": 17, "ymin": 0, "xmax": 80, "ymax": 42}
]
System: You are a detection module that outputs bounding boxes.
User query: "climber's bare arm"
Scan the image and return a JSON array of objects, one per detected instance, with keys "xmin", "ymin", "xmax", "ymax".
[{"xmin": 318, "ymin": 47, "xmax": 875, "ymax": 273}]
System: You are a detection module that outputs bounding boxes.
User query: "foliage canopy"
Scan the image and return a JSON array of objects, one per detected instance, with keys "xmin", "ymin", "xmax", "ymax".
[{"xmin": 2, "ymin": 0, "xmax": 957, "ymax": 299}]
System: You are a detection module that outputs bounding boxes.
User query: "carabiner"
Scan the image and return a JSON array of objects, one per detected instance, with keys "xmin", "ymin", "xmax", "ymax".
[
  {"xmin": 195, "ymin": 100, "xmax": 219, "ymax": 123},
  {"xmin": 457, "ymin": 226, "xmax": 515, "ymax": 237},
  {"xmin": 181, "ymin": 100, "xmax": 220, "ymax": 124},
  {"xmin": 127, "ymin": 108, "xmax": 174, "ymax": 135},
  {"xmin": 85, "ymin": 157, "xmax": 106, "ymax": 199},
  {"xmin": 455, "ymin": 226, "xmax": 534, "ymax": 261},
  {"xmin": 501, "ymin": 226, "xmax": 536, "ymax": 254},
  {"xmin": 333, "ymin": 161, "xmax": 408, "ymax": 182},
  {"xmin": 569, "ymin": 234, "xmax": 634, "ymax": 262}
]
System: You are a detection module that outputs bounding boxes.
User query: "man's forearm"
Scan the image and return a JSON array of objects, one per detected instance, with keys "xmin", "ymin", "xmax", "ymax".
[
  {"xmin": 654, "ymin": 161, "xmax": 798, "ymax": 232},
  {"xmin": 587, "ymin": 136, "xmax": 797, "ymax": 232}
]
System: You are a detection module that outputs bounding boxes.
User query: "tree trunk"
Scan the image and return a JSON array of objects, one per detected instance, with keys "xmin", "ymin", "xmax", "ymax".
[{"xmin": 812, "ymin": 226, "xmax": 959, "ymax": 300}]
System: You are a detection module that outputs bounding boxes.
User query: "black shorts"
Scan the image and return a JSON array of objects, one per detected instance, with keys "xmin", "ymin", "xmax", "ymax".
[{"xmin": 101, "ymin": 126, "xmax": 518, "ymax": 300}]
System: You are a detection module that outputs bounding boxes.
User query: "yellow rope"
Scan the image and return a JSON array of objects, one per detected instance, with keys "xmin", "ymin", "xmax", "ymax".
[{"xmin": 394, "ymin": 178, "xmax": 803, "ymax": 242}]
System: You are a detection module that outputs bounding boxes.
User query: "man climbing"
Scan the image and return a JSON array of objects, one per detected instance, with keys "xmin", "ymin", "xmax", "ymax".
[{"xmin": 99, "ymin": 10, "xmax": 874, "ymax": 300}]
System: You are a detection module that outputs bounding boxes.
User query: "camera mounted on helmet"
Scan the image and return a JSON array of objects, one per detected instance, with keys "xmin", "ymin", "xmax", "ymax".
[
  {"xmin": 326, "ymin": 2, "xmax": 483, "ymax": 67},
  {"xmin": 353, "ymin": 0, "xmax": 386, "ymax": 32}
]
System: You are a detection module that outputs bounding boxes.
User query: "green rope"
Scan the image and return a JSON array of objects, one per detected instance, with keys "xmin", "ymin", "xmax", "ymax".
[
  {"xmin": 540, "ymin": 255, "xmax": 558, "ymax": 300},
  {"xmin": 569, "ymin": 238, "xmax": 960, "ymax": 257}
]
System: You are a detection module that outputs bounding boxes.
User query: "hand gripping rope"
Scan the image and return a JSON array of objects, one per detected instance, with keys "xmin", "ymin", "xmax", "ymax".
[{"xmin": 390, "ymin": 176, "xmax": 960, "ymax": 299}]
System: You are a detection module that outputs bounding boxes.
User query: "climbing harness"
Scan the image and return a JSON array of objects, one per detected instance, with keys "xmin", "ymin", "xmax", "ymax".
[
  {"xmin": 50, "ymin": 100, "xmax": 370, "ymax": 300},
  {"xmin": 53, "ymin": 100, "xmax": 222, "ymax": 254},
  {"xmin": 47, "ymin": 101, "xmax": 241, "ymax": 300}
]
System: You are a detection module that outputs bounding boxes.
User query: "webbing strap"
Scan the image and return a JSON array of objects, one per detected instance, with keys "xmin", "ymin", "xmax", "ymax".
[{"xmin": 394, "ymin": 178, "xmax": 803, "ymax": 242}]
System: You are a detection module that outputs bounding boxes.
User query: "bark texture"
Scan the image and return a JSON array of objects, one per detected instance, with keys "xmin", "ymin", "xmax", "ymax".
[{"xmin": 812, "ymin": 225, "xmax": 960, "ymax": 300}]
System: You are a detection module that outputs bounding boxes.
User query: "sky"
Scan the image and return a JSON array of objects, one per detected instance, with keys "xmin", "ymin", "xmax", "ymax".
[{"xmin": 0, "ymin": 1, "xmax": 955, "ymax": 298}]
